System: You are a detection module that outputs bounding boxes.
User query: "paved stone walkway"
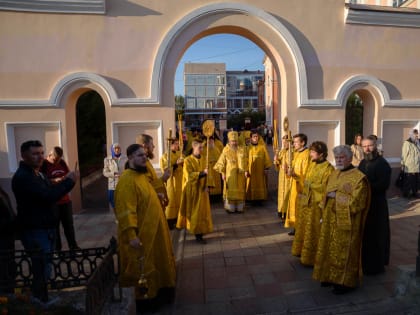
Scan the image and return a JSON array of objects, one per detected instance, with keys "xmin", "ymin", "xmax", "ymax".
[
  {"xmin": 70, "ymin": 194, "xmax": 420, "ymax": 314},
  {"xmin": 167, "ymin": 196, "xmax": 420, "ymax": 315}
]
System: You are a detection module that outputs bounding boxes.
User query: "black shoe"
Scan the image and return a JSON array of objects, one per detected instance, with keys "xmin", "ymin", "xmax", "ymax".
[
  {"xmin": 288, "ymin": 229, "xmax": 295, "ymax": 236},
  {"xmin": 321, "ymin": 282, "xmax": 332, "ymax": 287},
  {"xmin": 196, "ymin": 238, "xmax": 207, "ymax": 244},
  {"xmin": 332, "ymin": 285, "xmax": 354, "ymax": 295},
  {"xmin": 195, "ymin": 234, "xmax": 207, "ymax": 244},
  {"xmin": 136, "ymin": 297, "xmax": 160, "ymax": 313},
  {"xmin": 157, "ymin": 287, "xmax": 175, "ymax": 305}
]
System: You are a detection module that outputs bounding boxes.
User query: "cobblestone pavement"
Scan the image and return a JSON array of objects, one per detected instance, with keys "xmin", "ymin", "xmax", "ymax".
[
  {"xmin": 59, "ymin": 165, "xmax": 420, "ymax": 314},
  {"xmin": 70, "ymin": 197, "xmax": 420, "ymax": 315},
  {"xmin": 166, "ymin": 196, "xmax": 420, "ymax": 315}
]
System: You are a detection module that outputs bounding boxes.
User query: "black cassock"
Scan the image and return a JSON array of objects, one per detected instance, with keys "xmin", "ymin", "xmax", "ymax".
[{"xmin": 359, "ymin": 155, "xmax": 391, "ymax": 275}]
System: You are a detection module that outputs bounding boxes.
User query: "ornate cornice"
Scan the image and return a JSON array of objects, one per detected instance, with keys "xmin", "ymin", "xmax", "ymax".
[
  {"xmin": 345, "ymin": 3, "xmax": 420, "ymax": 28},
  {"xmin": 0, "ymin": 0, "xmax": 105, "ymax": 15}
]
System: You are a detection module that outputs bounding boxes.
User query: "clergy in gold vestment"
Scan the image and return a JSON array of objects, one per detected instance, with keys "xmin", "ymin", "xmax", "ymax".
[
  {"xmin": 160, "ymin": 138, "xmax": 183, "ymax": 229},
  {"xmin": 246, "ymin": 130, "xmax": 272, "ymax": 202},
  {"xmin": 115, "ymin": 144, "xmax": 176, "ymax": 302},
  {"xmin": 274, "ymin": 135, "xmax": 293, "ymax": 221},
  {"xmin": 312, "ymin": 145, "xmax": 370, "ymax": 294},
  {"xmin": 136, "ymin": 134, "xmax": 171, "ymax": 208},
  {"xmin": 176, "ymin": 140, "xmax": 213, "ymax": 243},
  {"xmin": 291, "ymin": 141, "xmax": 334, "ymax": 265},
  {"xmin": 214, "ymin": 131, "xmax": 249, "ymax": 213},
  {"xmin": 283, "ymin": 134, "xmax": 311, "ymax": 230},
  {"xmin": 203, "ymin": 137, "xmax": 222, "ymax": 196}
]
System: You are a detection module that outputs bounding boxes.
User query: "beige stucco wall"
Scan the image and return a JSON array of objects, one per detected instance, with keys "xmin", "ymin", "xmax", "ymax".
[{"xmin": 1, "ymin": 0, "xmax": 419, "ymax": 209}]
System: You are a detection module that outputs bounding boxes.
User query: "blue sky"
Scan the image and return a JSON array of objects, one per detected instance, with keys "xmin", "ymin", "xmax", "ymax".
[{"xmin": 174, "ymin": 34, "xmax": 265, "ymax": 95}]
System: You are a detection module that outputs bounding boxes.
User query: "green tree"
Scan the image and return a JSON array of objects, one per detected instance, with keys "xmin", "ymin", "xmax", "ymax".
[
  {"xmin": 175, "ymin": 95, "xmax": 185, "ymax": 119},
  {"xmin": 76, "ymin": 91, "xmax": 106, "ymax": 176},
  {"xmin": 345, "ymin": 92, "xmax": 363, "ymax": 145},
  {"xmin": 227, "ymin": 109, "xmax": 265, "ymax": 130}
]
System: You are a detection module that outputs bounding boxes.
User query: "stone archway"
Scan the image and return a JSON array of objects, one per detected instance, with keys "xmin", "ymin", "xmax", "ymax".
[
  {"xmin": 152, "ymin": 2, "xmax": 308, "ymax": 132},
  {"xmin": 54, "ymin": 74, "xmax": 114, "ymax": 213}
]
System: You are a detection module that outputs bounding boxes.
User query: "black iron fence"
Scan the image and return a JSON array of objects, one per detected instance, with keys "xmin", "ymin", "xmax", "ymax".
[
  {"xmin": 0, "ymin": 237, "xmax": 119, "ymax": 314},
  {"xmin": 417, "ymin": 230, "xmax": 420, "ymax": 277}
]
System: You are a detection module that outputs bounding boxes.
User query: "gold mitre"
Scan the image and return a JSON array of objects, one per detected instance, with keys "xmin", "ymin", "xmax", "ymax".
[
  {"xmin": 242, "ymin": 130, "xmax": 251, "ymax": 139},
  {"xmin": 228, "ymin": 131, "xmax": 239, "ymax": 141}
]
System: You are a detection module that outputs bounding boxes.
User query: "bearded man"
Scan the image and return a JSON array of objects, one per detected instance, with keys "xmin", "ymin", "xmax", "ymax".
[
  {"xmin": 115, "ymin": 144, "xmax": 176, "ymax": 311},
  {"xmin": 313, "ymin": 145, "xmax": 370, "ymax": 294},
  {"xmin": 136, "ymin": 134, "xmax": 171, "ymax": 208},
  {"xmin": 214, "ymin": 131, "xmax": 249, "ymax": 213},
  {"xmin": 358, "ymin": 135, "xmax": 391, "ymax": 275}
]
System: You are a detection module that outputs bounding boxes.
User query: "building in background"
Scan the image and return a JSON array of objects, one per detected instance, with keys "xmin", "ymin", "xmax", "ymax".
[
  {"xmin": 184, "ymin": 63, "xmax": 264, "ymax": 129},
  {"xmin": 348, "ymin": 0, "xmax": 419, "ymax": 8},
  {"xmin": 1, "ymin": 1, "xmax": 420, "ymax": 212},
  {"xmin": 183, "ymin": 63, "xmax": 227, "ymax": 129}
]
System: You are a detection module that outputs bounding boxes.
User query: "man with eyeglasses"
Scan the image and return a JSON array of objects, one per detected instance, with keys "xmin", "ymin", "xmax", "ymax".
[{"xmin": 358, "ymin": 135, "xmax": 391, "ymax": 276}]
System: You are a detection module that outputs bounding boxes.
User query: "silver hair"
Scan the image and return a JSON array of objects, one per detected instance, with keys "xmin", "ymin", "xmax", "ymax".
[{"xmin": 333, "ymin": 145, "xmax": 353, "ymax": 159}]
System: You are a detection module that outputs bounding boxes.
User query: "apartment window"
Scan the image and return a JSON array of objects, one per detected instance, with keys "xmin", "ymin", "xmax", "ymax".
[
  {"xmin": 227, "ymin": 99, "xmax": 234, "ymax": 109},
  {"xmin": 205, "ymin": 75, "xmax": 216, "ymax": 85},
  {"xmin": 216, "ymin": 75, "xmax": 225, "ymax": 85},
  {"xmin": 196, "ymin": 86, "xmax": 205, "ymax": 97},
  {"xmin": 234, "ymin": 99, "xmax": 242, "ymax": 109},
  {"xmin": 186, "ymin": 98, "xmax": 196, "ymax": 109},
  {"xmin": 205, "ymin": 99, "xmax": 214, "ymax": 109},
  {"xmin": 196, "ymin": 76, "xmax": 205, "ymax": 85},
  {"xmin": 185, "ymin": 75, "xmax": 195, "ymax": 85},
  {"xmin": 216, "ymin": 99, "xmax": 226, "ymax": 109},
  {"xmin": 206, "ymin": 86, "xmax": 216, "ymax": 97},
  {"xmin": 197, "ymin": 99, "xmax": 206, "ymax": 109},
  {"xmin": 217, "ymin": 86, "xmax": 225, "ymax": 96},
  {"xmin": 185, "ymin": 86, "xmax": 195, "ymax": 98}
]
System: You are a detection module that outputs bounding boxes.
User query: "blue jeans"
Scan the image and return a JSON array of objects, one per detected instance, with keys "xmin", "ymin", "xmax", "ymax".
[
  {"xmin": 108, "ymin": 190, "xmax": 115, "ymax": 209},
  {"xmin": 21, "ymin": 229, "xmax": 56, "ymax": 283}
]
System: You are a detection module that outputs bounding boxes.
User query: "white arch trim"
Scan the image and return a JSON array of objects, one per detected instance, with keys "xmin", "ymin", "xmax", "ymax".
[
  {"xmin": 152, "ymin": 2, "xmax": 308, "ymax": 105},
  {"xmin": 0, "ymin": 4, "xmax": 419, "ymax": 108},
  {"xmin": 0, "ymin": 72, "xmax": 118, "ymax": 108},
  {"xmin": 302, "ymin": 74, "xmax": 420, "ymax": 108},
  {"xmin": 0, "ymin": 3, "xmax": 308, "ymax": 107}
]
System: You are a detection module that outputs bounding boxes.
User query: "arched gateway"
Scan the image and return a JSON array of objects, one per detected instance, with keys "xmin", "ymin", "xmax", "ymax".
[{"xmin": 0, "ymin": 1, "xmax": 419, "ymax": 211}]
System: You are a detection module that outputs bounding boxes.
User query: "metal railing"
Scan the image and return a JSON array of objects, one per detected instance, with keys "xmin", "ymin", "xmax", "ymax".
[{"xmin": 0, "ymin": 237, "xmax": 119, "ymax": 314}]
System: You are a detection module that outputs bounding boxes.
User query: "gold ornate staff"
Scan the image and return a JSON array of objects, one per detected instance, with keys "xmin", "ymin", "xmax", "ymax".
[
  {"xmin": 167, "ymin": 128, "xmax": 172, "ymax": 175},
  {"xmin": 177, "ymin": 114, "xmax": 184, "ymax": 159},
  {"xmin": 273, "ymin": 119, "xmax": 279, "ymax": 154},
  {"xmin": 202, "ymin": 119, "xmax": 215, "ymax": 189},
  {"xmin": 283, "ymin": 116, "xmax": 293, "ymax": 176}
]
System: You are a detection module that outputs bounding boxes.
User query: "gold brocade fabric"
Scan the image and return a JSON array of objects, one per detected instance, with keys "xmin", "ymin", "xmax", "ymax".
[
  {"xmin": 159, "ymin": 151, "xmax": 183, "ymax": 220},
  {"xmin": 312, "ymin": 168, "xmax": 370, "ymax": 288},
  {"xmin": 275, "ymin": 149, "xmax": 292, "ymax": 214},
  {"xmin": 176, "ymin": 155, "xmax": 213, "ymax": 234},
  {"xmin": 145, "ymin": 159, "xmax": 167, "ymax": 205},
  {"xmin": 284, "ymin": 148, "xmax": 310, "ymax": 228},
  {"xmin": 246, "ymin": 143, "xmax": 272, "ymax": 200},
  {"xmin": 115, "ymin": 169, "xmax": 176, "ymax": 299},
  {"xmin": 203, "ymin": 143, "xmax": 222, "ymax": 195},
  {"xmin": 291, "ymin": 160, "xmax": 334, "ymax": 265},
  {"xmin": 214, "ymin": 144, "xmax": 248, "ymax": 204}
]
